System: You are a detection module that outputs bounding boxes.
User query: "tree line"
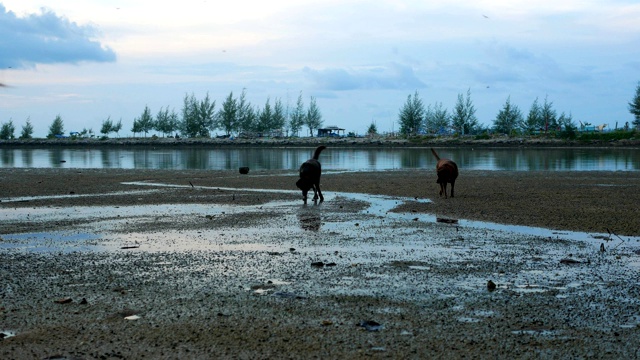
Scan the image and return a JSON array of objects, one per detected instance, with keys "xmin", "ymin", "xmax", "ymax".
[
  {"xmin": 2, "ymin": 82, "xmax": 640, "ymax": 140},
  {"xmin": 397, "ymin": 82, "xmax": 640, "ymax": 137},
  {"xmin": 0, "ymin": 89, "xmax": 324, "ymax": 140}
]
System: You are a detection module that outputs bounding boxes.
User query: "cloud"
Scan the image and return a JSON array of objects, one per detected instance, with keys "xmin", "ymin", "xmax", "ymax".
[
  {"xmin": 473, "ymin": 43, "xmax": 592, "ymax": 85},
  {"xmin": 302, "ymin": 63, "xmax": 426, "ymax": 91},
  {"xmin": 0, "ymin": 4, "xmax": 116, "ymax": 68}
]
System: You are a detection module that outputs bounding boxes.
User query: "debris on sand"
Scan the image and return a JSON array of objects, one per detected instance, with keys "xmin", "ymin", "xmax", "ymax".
[
  {"xmin": 437, "ymin": 217, "xmax": 459, "ymax": 224},
  {"xmin": 54, "ymin": 297, "xmax": 72, "ymax": 304},
  {"xmin": 311, "ymin": 261, "xmax": 337, "ymax": 268},
  {"xmin": 358, "ymin": 320, "xmax": 383, "ymax": 332},
  {"xmin": 560, "ymin": 258, "xmax": 583, "ymax": 265},
  {"xmin": 487, "ymin": 280, "xmax": 497, "ymax": 291},
  {"xmin": 239, "ymin": 167, "xmax": 250, "ymax": 174}
]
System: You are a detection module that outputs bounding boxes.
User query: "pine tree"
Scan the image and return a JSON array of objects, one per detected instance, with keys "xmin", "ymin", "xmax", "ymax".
[
  {"xmin": 493, "ymin": 96, "xmax": 523, "ymax": 135},
  {"xmin": 398, "ymin": 90, "xmax": 425, "ymax": 136},
  {"xmin": 305, "ymin": 96, "xmax": 323, "ymax": 136},
  {"xmin": 289, "ymin": 92, "xmax": 305, "ymax": 137},
  {"xmin": 451, "ymin": 89, "xmax": 478, "ymax": 135},
  {"xmin": 629, "ymin": 81, "xmax": 640, "ymax": 128},
  {"xmin": 48, "ymin": 115, "xmax": 65, "ymax": 138},
  {"xmin": 20, "ymin": 118, "xmax": 34, "ymax": 139}
]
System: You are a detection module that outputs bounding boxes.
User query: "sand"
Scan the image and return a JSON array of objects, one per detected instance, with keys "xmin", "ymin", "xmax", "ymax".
[{"xmin": 1, "ymin": 168, "xmax": 639, "ymax": 359}]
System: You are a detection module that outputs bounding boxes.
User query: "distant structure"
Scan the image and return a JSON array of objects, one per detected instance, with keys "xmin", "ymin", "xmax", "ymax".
[{"xmin": 317, "ymin": 126, "xmax": 345, "ymax": 137}]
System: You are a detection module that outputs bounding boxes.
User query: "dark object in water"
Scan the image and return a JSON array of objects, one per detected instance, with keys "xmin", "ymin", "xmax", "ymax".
[
  {"xmin": 239, "ymin": 167, "xmax": 250, "ymax": 174},
  {"xmin": 487, "ymin": 280, "xmax": 497, "ymax": 291},
  {"xmin": 436, "ymin": 217, "xmax": 458, "ymax": 224}
]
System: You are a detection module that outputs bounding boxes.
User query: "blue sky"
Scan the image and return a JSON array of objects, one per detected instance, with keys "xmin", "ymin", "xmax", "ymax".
[{"xmin": 1, "ymin": 0, "xmax": 639, "ymax": 137}]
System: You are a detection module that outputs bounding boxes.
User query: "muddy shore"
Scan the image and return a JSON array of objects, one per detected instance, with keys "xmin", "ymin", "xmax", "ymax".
[{"xmin": 1, "ymin": 168, "xmax": 640, "ymax": 359}]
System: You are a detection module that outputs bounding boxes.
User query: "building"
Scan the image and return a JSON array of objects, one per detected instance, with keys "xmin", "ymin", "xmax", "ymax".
[{"xmin": 317, "ymin": 126, "xmax": 345, "ymax": 137}]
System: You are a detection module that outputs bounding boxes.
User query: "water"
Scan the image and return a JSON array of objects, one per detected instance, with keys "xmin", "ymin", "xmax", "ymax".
[{"xmin": 0, "ymin": 147, "xmax": 638, "ymax": 171}]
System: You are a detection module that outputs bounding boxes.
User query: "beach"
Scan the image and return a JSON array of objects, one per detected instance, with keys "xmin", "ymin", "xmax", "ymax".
[{"xmin": 1, "ymin": 167, "xmax": 639, "ymax": 358}]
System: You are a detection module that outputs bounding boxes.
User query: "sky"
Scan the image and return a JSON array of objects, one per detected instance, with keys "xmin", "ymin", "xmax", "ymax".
[{"xmin": 1, "ymin": 0, "xmax": 639, "ymax": 138}]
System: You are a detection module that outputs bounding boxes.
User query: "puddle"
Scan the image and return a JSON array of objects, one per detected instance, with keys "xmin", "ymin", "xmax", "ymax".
[
  {"xmin": 0, "ymin": 330, "xmax": 16, "ymax": 339},
  {"xmin": 1, "ymin": 181, "xmax": 639, "ymax": 257}
]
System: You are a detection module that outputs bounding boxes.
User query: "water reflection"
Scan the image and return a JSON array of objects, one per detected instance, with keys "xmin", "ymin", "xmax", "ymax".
[{"xmin": 0, "ymin": 147, "xmax": 637, "ymax": 171}]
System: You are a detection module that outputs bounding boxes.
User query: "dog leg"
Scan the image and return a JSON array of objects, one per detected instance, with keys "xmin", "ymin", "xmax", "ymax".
[
  {"xmin": 442, "ymin": 183, "xmax": 448, "ymax": 199},
  {"xmin": 450, "ymin": 181, "xmax": 455, "ymax": 198},
  {"xmin": 311, "ymin": 185, "xmax": 319, "ymax": 203},
  {"xmin": 316, "ymin": 183, "xmax": 324, "ymax": 203},
  {"xmin": 302, "ymin": 189, "xmax": 309, "ymax": 204}
]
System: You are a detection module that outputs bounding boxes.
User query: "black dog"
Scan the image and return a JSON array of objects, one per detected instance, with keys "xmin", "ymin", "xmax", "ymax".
[{"xmin": 296, "ymin": 145, "xmax": 326, "ymax": 204}]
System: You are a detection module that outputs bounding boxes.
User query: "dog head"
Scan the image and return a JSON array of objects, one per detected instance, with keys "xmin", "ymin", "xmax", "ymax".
[{"xmin": 296, "ymin": 178, "xmax": 312, "ymax": 202}]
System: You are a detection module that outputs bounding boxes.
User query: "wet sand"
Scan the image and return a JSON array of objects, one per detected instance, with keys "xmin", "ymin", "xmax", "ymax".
[{"xmin": 1, "ymin": 168, "xmax": 640, "ymax": 358}]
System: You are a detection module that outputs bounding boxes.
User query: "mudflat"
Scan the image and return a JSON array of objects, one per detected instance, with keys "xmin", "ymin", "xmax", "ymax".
[{"xmin": 1, "ymin": 168, "xmax": 639, "ymax": 359}]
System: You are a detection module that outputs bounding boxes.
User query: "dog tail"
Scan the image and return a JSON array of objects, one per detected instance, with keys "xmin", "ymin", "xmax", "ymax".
[
  {"xmin": 312, "ymin": 145, "xmax": 326, "ymax": 160},
  {"xmin": 430, "ymin": 148, "xmax": 440, "ymax": 161}
]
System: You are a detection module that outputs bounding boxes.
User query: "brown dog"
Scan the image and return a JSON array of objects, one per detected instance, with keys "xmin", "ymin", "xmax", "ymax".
[
  {"xmin": 296, "ymin": 145, "xmax": 326, "ymax": 204},
  {"xmin": 430, "ymin": 148, "xmax": 458, "ymax": 198}
]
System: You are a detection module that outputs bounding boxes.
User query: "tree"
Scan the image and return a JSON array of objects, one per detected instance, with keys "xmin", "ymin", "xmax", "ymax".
[
  {"xmin": 272, "ymin": 98, "xmax": 286, "ymax": 135},
  {"xmin": 236, "ymin": 89, "xmax": 255, "ymax": 134},
  {"xmin": 100, "ymin": 116, "xmax": 114, "ymax": 136},
  {"xmin": 48, "ymin": 115, "xmax": 65, "ymax": 138},
  {"xmin": 424, "ymin": 102, "xmax": 449, "ymax": 134},
  {"xmin": 398, "ymin": 90, "xmax": 425, "ymax": 136},
  {"xmin": 367, "ymin": 122, "xmax": 378, "ymax": 136},
  {"xmin": 0, "ymin": 119, "xmax": 15, "ymax": 140},
  {"xmin": 305, "ymin": 96, "xmax": 323, "ymax": 136},
  {"xmin": 524, "ymin": 97, "xmax": 542, "ymax": 133},
  {"xmin": 20, "ymin": 118, "xmax": 34, "ymax": 139},
  {"xmin": 255, "ymin": 98, "xmax": 273, "ymax": 135},
  {"xmin": 557, "ymin": 112, "xmax": 576, "ymax": 130},
  {"xmin": 181, "ymin": 93, "xmax": 199, "ymax": 137},
  {"xmin": 131, "ymin": 118, "xmax": 143, "ymax": 137},
  {"xmin": 289, "ymin": 92, "xmax": 305, "ymax": 137},
  {"xmin": 137, "ymin": 105, "xmax": 155, "ymax": 137},
  {"xmin": 451, "ymin": 88, "xmax": 478, "ymax": 135},
  {"xmin": 540, "ymin": 96, "xmax": 557, "ymax": 131},
  {"xmin": 112, "ymin": 119, "xmax": 123, "ymax": 137},
  {"xmin": 180, "ymin": 93, "xmax": 216, "ymax": 138},
  {"xmin": 155, "ymin": 107, "xmax": 178, "ymax": 137},
  {"xmin": 629, "ymin": 81, "xmax": 640, "ymax": 128},
  {"xmin": 218, "ymin": 92, "xmax": 238, "ymax": 136},
  {"xmin": 199, "ymin": 93, "xmax": 217, "ymax": 136},
  {"xmin": 493, "ymin": 96, "xmax": 523, "ymax": 135}
]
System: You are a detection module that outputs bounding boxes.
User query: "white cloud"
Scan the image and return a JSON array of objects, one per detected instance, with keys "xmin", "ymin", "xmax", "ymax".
[{"xmin": 0, "ymin": 4, "xmax": 115, "ymax": 68}]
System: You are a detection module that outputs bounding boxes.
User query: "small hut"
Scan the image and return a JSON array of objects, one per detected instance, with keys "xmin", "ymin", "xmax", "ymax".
[{"xmin": 317, "ymin": 126, "xmax": 345, "ymax": 137}]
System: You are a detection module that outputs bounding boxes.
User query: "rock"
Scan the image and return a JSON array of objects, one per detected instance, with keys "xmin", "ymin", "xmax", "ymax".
[
  {"xmin": 358, "ymin": 320, "xmax": 383, "ymax": 332},
  {"xmin": 487, "ymin": 280, "xmax": 497, "ymax": 291},
  {"xmin": 239, "ymin": 167, "xmax": 250, "ymax": 174}
]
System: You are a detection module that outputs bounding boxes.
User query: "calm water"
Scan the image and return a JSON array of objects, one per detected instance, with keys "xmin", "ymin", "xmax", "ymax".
[{"xmin": 0, "ymin": 147, "xmax": 638, "ymax": 171}]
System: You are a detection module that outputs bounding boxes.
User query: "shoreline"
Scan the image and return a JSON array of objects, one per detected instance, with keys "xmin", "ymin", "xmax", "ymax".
[{"xmin": 2, "ymin": 135, "xmax": 640, "ymax": 148}]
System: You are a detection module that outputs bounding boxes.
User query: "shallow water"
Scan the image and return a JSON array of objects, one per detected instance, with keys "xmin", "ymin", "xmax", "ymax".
[
  {"xmin": 1, "ymin": 147, "xmax": 639, "ymax": 171},
  {"xmin": 1, "ymin": 182, "xmax": 639, "ymax": 254}
]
